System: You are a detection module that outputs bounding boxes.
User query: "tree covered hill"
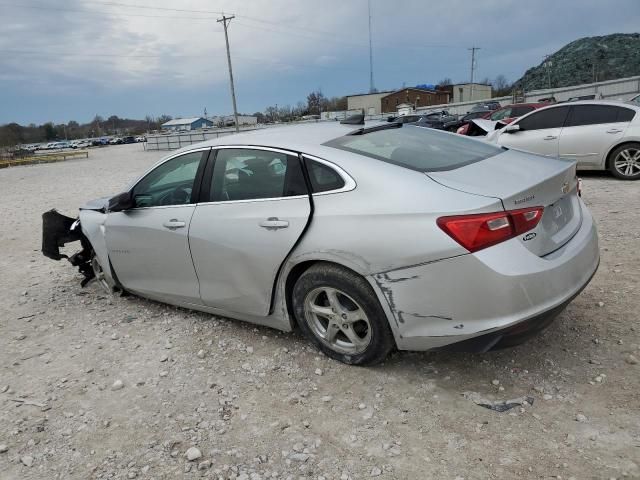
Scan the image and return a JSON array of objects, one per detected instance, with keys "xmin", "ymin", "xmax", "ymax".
[{"xmin": 515, "ymin": 33, "xmax": 640, "ymax": 90}]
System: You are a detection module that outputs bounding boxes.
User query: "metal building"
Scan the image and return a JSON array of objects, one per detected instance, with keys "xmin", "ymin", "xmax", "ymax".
[
  {"xmin": 161, "ymin": 117, "xmax": 214, "ymax": 131},
  {"xmin": 346, "ymin": 91, "xmax": 394, "ymax": 115}
]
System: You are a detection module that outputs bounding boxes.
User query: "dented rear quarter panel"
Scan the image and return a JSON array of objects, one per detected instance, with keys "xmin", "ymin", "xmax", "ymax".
[
  {"xmin": 372, "ymin": 201, "xmax": 599, "ymax": 350},
  {"xmin": 285, "ymin": 149, "xmax": 504, "ymax": 344}
]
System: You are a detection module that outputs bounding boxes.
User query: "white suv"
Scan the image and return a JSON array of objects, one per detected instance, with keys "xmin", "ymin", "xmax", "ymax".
[{"xmin": 486, "ymin": 100, "xmax": 640, "ymax": 180}]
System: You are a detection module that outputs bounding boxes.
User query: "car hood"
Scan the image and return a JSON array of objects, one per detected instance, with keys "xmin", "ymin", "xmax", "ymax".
[
  {"xmin": 469, "ymin": 119, "xmax": 498, "ymax": 133},
  {"xmin": 80, "ymin": 196, "xmax": 110, "ymax": 212}
]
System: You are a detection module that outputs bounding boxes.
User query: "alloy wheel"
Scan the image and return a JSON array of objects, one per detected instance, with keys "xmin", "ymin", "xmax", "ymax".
[
  {"xmin": 614, "ymin": 147, "xmax": 640, "ymax": 177},
  {"xmin": 91, "ymin": 255, "xmax": 112, "ymax": 293},
  {"xmin": 303, "ymin": 286, "xmax": 372, "ymax": 355}
]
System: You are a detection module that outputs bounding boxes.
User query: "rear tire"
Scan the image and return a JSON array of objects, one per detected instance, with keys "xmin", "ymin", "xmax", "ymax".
[
  {"xmin": 608, "ymin": 143, "xmax": 640, "ymax": 180},
  {"xmin": 291, "ymin": 263, "xmax": 395, "ymax": 365}
]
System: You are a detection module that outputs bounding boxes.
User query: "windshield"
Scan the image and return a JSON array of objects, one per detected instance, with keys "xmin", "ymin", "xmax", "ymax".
[{"xmin": 324, "ymin": 125, "xmax": 503, "ymax": 172}]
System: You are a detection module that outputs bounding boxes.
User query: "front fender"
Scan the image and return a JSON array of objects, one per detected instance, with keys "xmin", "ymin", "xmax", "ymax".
[{"xmin": 79, "ymin": 209, "xmax": 117, "ymax": 288}]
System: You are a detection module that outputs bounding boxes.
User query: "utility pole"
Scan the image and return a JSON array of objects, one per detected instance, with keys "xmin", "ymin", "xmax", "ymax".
[
  {"xmin": 368, "ymin": 0, "xmax": 375, "ymax": 93},
  {"xmin": 218, "ymin": 14, "xmax": 240, "ymax": 132},
  {"xmin": 468, "ymin": 47, "xmax": 480, "ymax": 100},
  {"xmin": 543, "ymin": 54, "xmax": 553, "ymax": 89}
]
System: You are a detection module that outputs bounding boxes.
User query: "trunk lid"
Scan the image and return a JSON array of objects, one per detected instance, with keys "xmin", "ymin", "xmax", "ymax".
[{"xmin": 427, "ymin": 149, "xmax": 582, "ymax": 256}]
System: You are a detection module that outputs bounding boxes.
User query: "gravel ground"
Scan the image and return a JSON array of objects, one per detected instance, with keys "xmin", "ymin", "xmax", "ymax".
[{"xmin": 0, "ymin": 143, "xmax": 638, "ymax": 479}]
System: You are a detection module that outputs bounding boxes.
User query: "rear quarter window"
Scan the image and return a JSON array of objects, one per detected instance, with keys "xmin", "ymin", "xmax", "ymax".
[
  {"xmin": 306, "ymin": 159, "xmax": 345, "ymax": 192},
  {"xmin": 324, "ymin": 126, "xmax": 503, "ymax": 172}
]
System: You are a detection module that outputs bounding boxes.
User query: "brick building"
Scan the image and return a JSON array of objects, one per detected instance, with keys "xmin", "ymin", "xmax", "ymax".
[{"xmin": 381, "ymin": 88, "xmax": 449, "ymax": 113}]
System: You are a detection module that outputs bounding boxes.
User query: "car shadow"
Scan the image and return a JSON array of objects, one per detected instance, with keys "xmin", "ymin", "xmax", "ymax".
[{"xmin": 95, "ymin": 276, "xmax": 599, "ymax": 391}]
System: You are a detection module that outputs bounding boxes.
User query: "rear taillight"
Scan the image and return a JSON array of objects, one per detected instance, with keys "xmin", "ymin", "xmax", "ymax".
[{"xmin": 437, "ymin": 207, "xmax": 544, "ymax": 253}]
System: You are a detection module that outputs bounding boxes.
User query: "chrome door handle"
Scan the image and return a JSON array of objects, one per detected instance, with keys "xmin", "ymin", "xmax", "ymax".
[
  {"xmin": 162, "ymin": 219, "xmax": 186, "ymax": 229},
  {"xmin": 259, "ymin": 217, "xmax": 289, "ymax": 230},
  {"xmin": 606, "ymin": 129, "xmax": 623, "ymax": 134},
  {"xmin": 543, "ymin": 135, "xmax": 557, "ymax": 140}
]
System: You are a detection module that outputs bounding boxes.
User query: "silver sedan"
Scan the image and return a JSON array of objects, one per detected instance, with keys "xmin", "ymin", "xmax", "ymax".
[
  {"xmin": 486, "ymin": 100, "xmax": 640, "ymax": 180},
  {"xmin": 43, "ymin": 120, "xmax": 600, "ymax": 365}
]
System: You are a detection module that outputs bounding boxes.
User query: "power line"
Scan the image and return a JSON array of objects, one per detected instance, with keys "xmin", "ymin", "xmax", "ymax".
[
  {"xmin": 2, "ymin": 1, "xmax": 470, "ymax": 50},
  {"xmin": 231, "ymin": 19, "xmax": 366, "ymax": 48},
  {"xmin": 0, "ymin": 2, "xmax": 218, "ymax": 20},
  {"xmin": 218, "ymin": 15, "xmax": 239, "ymax": 133},
  {"xmin": 67, "ymin": 0, "xmax": 224, "ymax": 15},
  {"xmin": 0, "ymin": 48, "xmax": 204, "ymax": 58}
]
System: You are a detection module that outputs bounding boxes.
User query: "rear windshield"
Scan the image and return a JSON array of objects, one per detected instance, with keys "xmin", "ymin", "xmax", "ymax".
[{"xmin": 324, "ymin": 125, "xmax": 503, "ymax": 172}]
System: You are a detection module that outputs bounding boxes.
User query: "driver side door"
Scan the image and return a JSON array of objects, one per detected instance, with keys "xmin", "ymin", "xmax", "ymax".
[
  {"xmin": 495, "ymin": 106, "xmax": 569, "ymax": 157},
  {"xmin": 105, "ymin": 148, "xmax": 209, "ymax": 305}
]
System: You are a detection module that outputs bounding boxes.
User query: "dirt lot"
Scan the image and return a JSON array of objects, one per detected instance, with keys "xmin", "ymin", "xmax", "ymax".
[{"xmin": 1, "ymin": 143, "xmax": 638, "ymax": 479}]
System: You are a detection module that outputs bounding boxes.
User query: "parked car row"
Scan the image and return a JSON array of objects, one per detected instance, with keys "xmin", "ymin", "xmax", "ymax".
[
  {"xmin": 388, "ymin": 110, "xmax": 459, "ymax": 131},
  {"xmin": 16, "ymin": 136, "xmax": 147, "ymax": 152}
]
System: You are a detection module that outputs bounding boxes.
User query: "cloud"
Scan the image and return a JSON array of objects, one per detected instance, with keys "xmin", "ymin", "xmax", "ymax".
[{"xmin": 0, "ymin": 0, "xmax": 638, "ymax": 123}]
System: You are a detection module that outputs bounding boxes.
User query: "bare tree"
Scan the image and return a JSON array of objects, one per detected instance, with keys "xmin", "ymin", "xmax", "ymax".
[
  {"xmin": 492, "ymin": 74, "xmax": 512, "ymax": 96},
  {"xmin": 306, "ymin": 90, "xmax": 326, "ymax": 115}
]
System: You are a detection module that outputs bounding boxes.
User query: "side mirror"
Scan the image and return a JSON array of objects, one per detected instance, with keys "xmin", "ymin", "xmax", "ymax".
[
  {"xmin": 504, "ymin": 124, "xmax": 521, "ymax": 134},
  {"xmin": 108, "ymin": 191, "xmax": 135, "ymax": 212}
]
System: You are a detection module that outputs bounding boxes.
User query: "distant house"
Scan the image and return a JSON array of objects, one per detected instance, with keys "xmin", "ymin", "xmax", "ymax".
[
  {"xmin": 161, "ymin": 117, "xmax": 214, "ymax": 131},
  {"xmin": 346, "ymin": 91, "xmax": 394, "ymax": 115},
  {"xmin": 441, "ymin": 83, "xmax": 493, "ymax": 103},
  {"xmin": 381, "ymin": 88, "xmax": 450, "ymax": 113}
]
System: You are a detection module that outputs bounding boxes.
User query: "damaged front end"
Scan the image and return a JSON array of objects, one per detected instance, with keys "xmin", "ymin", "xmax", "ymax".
[{"xmin": 42, "ymin": 209, "xmax": 95, "ymax": 287}]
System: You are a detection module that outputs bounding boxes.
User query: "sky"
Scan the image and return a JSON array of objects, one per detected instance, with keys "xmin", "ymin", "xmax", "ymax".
[{"xmin": 1, "ymin": 0, "xmax": 639, "ymax": 125}]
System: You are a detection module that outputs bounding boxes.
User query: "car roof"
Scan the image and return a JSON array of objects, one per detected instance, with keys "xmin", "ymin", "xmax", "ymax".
[
  {"xmin": 501, "ymin": 102, "xmax": 551, "ymax": 109},
  {"xmin": 173, "ymin": 121, "xmax": 379, "ymax": 157},
  {"xmin": 542, "ymin": 99, "xmax": 640, "ymax": 109},
  {"xmin": 525, "ymin": 99, "xmax": 640, "ymax": 114}
]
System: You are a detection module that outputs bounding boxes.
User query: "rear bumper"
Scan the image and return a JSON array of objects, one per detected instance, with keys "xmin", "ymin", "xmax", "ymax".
[
  {"xmin": 434, "ymin": 258, "xmax": 598, "ymax": 352},
  {"xmin": 372, "ymin": 199, "xmax": 600, "ymax": 351}
]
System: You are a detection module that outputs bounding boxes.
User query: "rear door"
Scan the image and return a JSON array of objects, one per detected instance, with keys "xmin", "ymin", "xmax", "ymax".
[
  {"xmin": 559, "ymin": 105, "xmax": 635, "ymax": 168},
  {"xmin": 189, "ymin": 147, "xmax": 311, "ymax": 316},
  {"xmin": 495, "ymin": 106, "xmax": 570, "ymax": 157}
]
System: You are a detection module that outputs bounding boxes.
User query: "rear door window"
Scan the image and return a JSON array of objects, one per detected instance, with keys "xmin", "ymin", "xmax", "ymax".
[
  {"xmin": 325, "ymin": 126, "xmax": 503, "ymax": 172},
  {"xmin": 516, "ymin": 106, "xmax": 569, "ymax": 131},
  {"xmin": 565, "ymin": 105, "xmax": 634, "ymax": 126}
]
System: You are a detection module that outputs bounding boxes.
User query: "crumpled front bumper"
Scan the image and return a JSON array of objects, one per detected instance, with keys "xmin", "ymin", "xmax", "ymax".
[{"xmin": 42, "ymin": 209, "xmax": 95, "ymax": 286}]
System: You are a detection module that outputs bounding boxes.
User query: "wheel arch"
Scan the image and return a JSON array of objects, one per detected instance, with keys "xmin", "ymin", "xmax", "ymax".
[
  {"xmin": 605, "ymin": 140, "xmax": 640, "ymax": 170},
  {"xmin": 283, "ymin": 258, "xmax": 376, "ymax": 330}
]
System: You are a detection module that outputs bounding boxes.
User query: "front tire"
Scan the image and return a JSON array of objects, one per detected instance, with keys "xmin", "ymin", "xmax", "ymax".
[
  {"xmin": 90, "ymin": 253, "xmax": 116, "ymax": 293},
  {"xmin": 609, "ymin": 143, "xmax": 640, "ymax": 180},
  {"xmin": 292, "ymin": 263, "xmax": 395, "ymax": 365}
]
